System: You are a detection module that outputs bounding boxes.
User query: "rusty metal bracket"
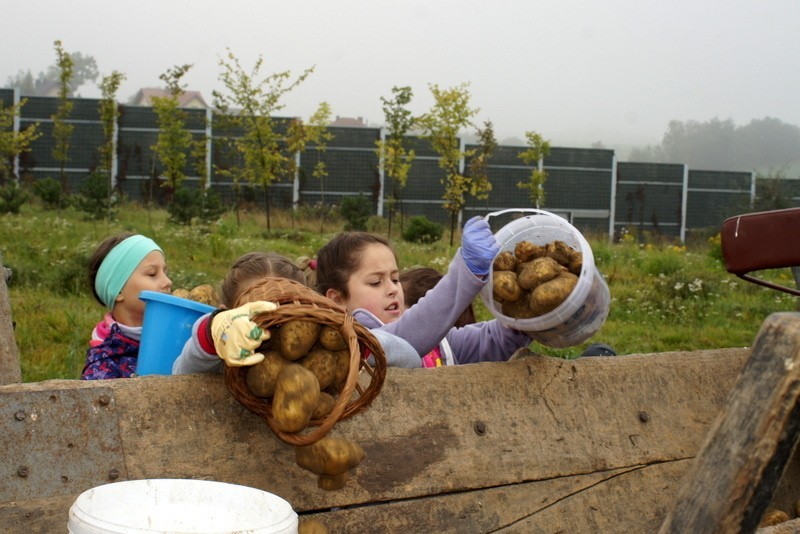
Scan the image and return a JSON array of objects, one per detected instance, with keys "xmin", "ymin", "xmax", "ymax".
[{"xmin": 0, "ymin": 387, "xmax": 126, "ymax": 502}]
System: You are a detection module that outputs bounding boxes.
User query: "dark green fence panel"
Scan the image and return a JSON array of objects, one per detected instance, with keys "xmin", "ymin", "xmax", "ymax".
[
  {"xmin": 328, "ymin": 126, "xmax": 379, "ymax": 148},
  {"xmin": 544, "ymin": 168, "xmax": 613, "ymax": 211},
  {"xmin": 545, "ymin": 147, "xmax": 614, "ymax": 169},
  {"xmin": 300, "ymin": 150, "xmax": 378, "ymax": 195},
  {"xmin": 0, "ymin": 89, "xmax": 15, "ymax": 108},
  {"xmin": 8, "ymin": 93, "xmax": 800, "ymax": 240},
  {"xmin": 615, "ymin": 162, "xmax": 685, "ymax": 237},
  {"xmin": 685, "ymin": 170, "xmax": 753, "ymax": 233},
  {"xmin": 754, "ymin": 177, "xmax": 800, "ymax": 208}
]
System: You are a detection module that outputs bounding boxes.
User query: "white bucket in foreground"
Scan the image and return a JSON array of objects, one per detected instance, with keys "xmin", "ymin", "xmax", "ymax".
[
  {"xmin": 480, "ymin": 209, "xmax": 610, "ymax": 348},
  {"xmin": 68, "ymin": 479, "xmax": 298, "ymax": 534}
]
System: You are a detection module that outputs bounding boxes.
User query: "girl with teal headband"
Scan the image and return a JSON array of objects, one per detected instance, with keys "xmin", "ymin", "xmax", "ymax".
[{"xmin": 81, "ymin": 233, "xmax": 172, "ymax": 380}]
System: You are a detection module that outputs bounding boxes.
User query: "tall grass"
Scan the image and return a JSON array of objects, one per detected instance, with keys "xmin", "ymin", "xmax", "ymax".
[{"xmin": 1, "ymin": 203, "xmax": 797, "ymax": 382}]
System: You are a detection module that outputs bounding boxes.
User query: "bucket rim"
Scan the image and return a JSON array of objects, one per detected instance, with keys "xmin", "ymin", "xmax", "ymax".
[
  {"xmin": 138, "ymin": 290, "xmax": 215, "ymax": 313},
  {"xmin": 68, "ymin": 478, "xmax": 298, "ymax": 534}
]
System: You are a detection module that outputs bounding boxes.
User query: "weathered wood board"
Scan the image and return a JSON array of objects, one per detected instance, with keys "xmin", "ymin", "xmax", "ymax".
[
  {"xmin": 6, "ymin": 345, "xmax": 796, "ymax": 533},
  {"xmin": 660, "ymin": 313, "xmax": 800, "ymax": 533},
  {"xmin": 0, "ymin": 263, "xmax": 20, "ymax": 385}
]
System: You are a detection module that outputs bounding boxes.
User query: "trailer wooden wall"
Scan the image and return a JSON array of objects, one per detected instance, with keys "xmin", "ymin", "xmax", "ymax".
[{"xmin": 6, "ymin": 345, "xmax": 798, "ymax": 533}]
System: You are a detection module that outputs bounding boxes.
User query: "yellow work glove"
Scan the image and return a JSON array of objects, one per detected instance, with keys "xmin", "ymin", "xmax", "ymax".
[{"xmin": 210, "ymin": 301, "xmax": 278, "ymax": 366}]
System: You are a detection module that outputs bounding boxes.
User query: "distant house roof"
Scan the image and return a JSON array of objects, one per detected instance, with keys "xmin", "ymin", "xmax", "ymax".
[
  {"xmin": 331, "ymin": 116, "xmax": 367, "ymax": 128},
  {"xmin": 130, "ymin": 88, "xmax": 209, "ymax": 109}
]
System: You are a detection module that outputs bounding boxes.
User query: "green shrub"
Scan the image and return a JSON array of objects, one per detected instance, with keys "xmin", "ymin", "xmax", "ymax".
[
  {"xmin": 0, "ymin": 181, "xmax": 30, "ymax": 214},
  {"xmin": 75, "ymin": 171, "xmax": 118, "ymax": 220},
  {"xmin": 32, "ymin": 177, "xmax": 69, "ymax": 209},
  {"xmin": 169, "ymin": 187, "xmax": 226, "ymax": 225},
  {"xmin": 339, "ymin": 194, "xmax": 372, "ymax": 231},
  {"xmin": 169, "ymin": 187, "xmax": 196, "ymax": 225},
  {"xmin": 197, "ymin": 188, "xmax": 225, "ymax": 224},
  {"xmin": 402, "ymin": 215, "xmax": 443, "ymax": 244},
  {"xmin": 366, "ymin": 215, "xmax": 388, "ymax": 234}
]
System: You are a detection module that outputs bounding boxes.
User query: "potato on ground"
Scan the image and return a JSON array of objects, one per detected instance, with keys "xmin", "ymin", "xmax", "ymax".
[
  {"xmin": 318, "ymin": 325, "xmax": 347, "ymax": 351},
  {"xmin": 272, "ymin": 364, "xmax": 321, "ymax": 433},
  {"xmin": 492, "ymin": 270, "xmax": 523, "ymax": 302},
  {"xmin": 295, "ymin": 436, "xmax": 366, "ymax": 476},
  {"xmin": 278, "ymin": 320, "xmax": 322, "ymax": 360},
  {"xmin": 530, "ymin": 272, "xmax": 578, "ymax": 316},
  {"xmin": 518, "ymin": 256, "xmax": 566, "ymax": 290},
  {"xmin": 300, "ymin": 346, "xmax": 337, "ymax": 390},
  {"xmin": 317, "ymin": 472, "xmax": 349, "ymax": 492},
  {"xmin": 514, "ymin": 240, "xmax": 546, "ymax": 262},
  {"xmin": 246, "ymin": 350, "xmax": 286, "ymax": 398},
  {"xmin": 759, "ymin": 508, "xmax": 790, "ymax": 527},
  {"xmin": 492, "ymin": 251, "xmax": 517, "ymax": 272},
  {"xmin": 299, "ymin": 518, "xmax": 331, "ymax": 533}
]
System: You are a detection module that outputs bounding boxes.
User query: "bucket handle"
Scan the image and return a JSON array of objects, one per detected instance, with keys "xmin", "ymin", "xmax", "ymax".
[{"xmin": 484, "ymin": 208, "xmax": 565, "ymax": 229}]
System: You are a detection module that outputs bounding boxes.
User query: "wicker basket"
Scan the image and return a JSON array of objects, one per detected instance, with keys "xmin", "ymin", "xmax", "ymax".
[{"xmin": 223, "ymin": 276, "xmax": 387, "ymax": 446}]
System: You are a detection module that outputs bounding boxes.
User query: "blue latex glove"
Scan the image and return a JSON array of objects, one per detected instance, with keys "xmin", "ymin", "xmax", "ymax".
[{"xmin": 461, "ymin": 216, "xmax": 499, "ymax": 276}]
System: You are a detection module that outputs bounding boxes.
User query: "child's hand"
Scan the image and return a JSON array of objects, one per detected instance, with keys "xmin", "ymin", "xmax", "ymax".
[
  {"xmin": 461, "ymin": 216, "xmax": 499, "ymax": 276},
  {"xmin": 210, "ymin": 301, "xmax": 278, "ymax": 366}
]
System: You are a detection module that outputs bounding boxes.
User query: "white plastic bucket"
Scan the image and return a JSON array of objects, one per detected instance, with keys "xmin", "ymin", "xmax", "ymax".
[
  {"xmin": 137, "ymin": 291, "xmax": 215, "ymax": 376},
  {"xmin": 67, "ymin": 479, "xmax": 298, "ymax": 534},
  {"xmin": 480, "ymin": 209, "xmax": 610, "ymax": 348}
]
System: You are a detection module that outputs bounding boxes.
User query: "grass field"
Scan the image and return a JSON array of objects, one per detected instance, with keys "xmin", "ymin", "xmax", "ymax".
[{"xmin": 1, "ymin": 202, "xmax": 797, "ymax": 383}]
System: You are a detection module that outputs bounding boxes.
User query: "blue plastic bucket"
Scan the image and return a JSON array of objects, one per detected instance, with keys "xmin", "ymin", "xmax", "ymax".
[{"xmin": 137, "ymin": 291, "xmax": 215, "ymax": 376}]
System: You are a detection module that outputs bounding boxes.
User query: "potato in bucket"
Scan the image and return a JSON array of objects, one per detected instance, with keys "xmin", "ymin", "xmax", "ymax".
[{"xmin": 480, "ymin": 209, "xmax": 610, "ymax": 348}]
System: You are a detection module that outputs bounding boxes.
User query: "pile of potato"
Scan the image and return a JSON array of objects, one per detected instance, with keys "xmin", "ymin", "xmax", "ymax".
[
  {"xmin": 172, "ymin": 284, "xmax": 220, "ymax": 307},
  {"xmin": 246, "ymin": 319, "xmax": 366, "ymax": 490},
  {"xmin": 492, "ymin": 239, "xmax": 583, "ymax": 319}
]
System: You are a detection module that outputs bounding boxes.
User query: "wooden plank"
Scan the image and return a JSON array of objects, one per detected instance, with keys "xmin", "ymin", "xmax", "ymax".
[
  {"xmin": 659, "ymin": 312, "xmax": 800, "ymax": 533},
  {"xmin": 301, "ymin": 460, "xmax": 693, "ymax": 533},
  {"xmin": 1, "ymin": 347, "xmax": 759, "ymax": 533},
  {"xmin": 0, "ymin": 261, "xmax": 20, "ymax": 385}
]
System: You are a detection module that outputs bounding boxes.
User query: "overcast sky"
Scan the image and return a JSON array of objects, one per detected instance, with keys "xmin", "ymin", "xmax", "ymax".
[{"xmin": 4, "ymin": 1, "xmax": 799, "ymax": 148}]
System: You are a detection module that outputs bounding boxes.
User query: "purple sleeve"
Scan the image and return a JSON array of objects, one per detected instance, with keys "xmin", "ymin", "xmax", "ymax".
[
  {"xmin": 379, "ymin": 252, "xmax": 486, "ymax": 356},
  {"xmin": 445, "ymin": 321, "xmax": 532, "ymax": 364}
]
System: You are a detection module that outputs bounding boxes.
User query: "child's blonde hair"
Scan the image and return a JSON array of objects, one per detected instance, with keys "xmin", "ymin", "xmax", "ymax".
[
  {"xmin": 295, "ymin": 255, "xmax": 318, "ymax": 290},
  {"xmin": 220, "ymin": 252, "xmax": 306, "ymax": 308}
]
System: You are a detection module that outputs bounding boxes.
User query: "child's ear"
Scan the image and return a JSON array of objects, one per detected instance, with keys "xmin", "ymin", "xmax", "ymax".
[
  {"xmin": 114, "ymin": 293, "xmax": 125, "ymax": 303},
  {"xmin": 326, "ymin": 288, "xmax": 344, "ymax": 305}
]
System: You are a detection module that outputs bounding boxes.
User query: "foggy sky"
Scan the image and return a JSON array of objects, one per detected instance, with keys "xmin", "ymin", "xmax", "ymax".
[{"xmin": 4, "ymin": 0, "xmax": 799, "ymax": 148}]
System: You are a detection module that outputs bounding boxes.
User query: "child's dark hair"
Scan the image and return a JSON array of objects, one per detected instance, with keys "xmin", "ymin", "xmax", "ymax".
[
  {"xmin": 315, "ymin": 232, "xmax": 396, "ymax": 298},
  {"xmin": 87, "ymin": 232, "xmax": 135, "ymax": 306},
  {"xmin": 220, "ymin": 252, "xmax": 306, "ymax": 308},
  {"xmin": 400, "ymin": 267, "xmax": 476, "ymax": 327}
]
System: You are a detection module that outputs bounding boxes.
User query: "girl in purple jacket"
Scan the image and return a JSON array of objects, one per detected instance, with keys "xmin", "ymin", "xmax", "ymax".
[{"xmin": 315, "ymin": 217, "xmax": 533, "ymax": 367}]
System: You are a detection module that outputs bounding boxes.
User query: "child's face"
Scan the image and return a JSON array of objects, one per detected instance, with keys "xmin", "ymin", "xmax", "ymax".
[
  {"xmin": 114, "ymin": 250, "xmax": 172, "ymax": 326},
  {"xmin": 330, "ymin": 243, "xmax": 404, "ymax": 325}
]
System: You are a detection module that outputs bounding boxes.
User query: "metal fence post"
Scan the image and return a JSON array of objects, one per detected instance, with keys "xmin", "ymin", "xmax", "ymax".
[
  {"xmin": 205, "ymin": 108, "xmax": 212, "ymax": 188},
  {"xmin": 12, "ymin": 88, "xmax": 20, "ymax": 183},
  {"xmin": 681, "ymin": 164, "xmax": 689, "ymax": 243},
  {"xmin": 609, "ymin": 153, "xmax": 617, "ymax": 241},
  {"xmin": 293, "ymin": 151, "xmax": 301, "ymax": 209},
  {"xmin": 377, "ymin": 127, "xmax": 386, "ymax": 217}
]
